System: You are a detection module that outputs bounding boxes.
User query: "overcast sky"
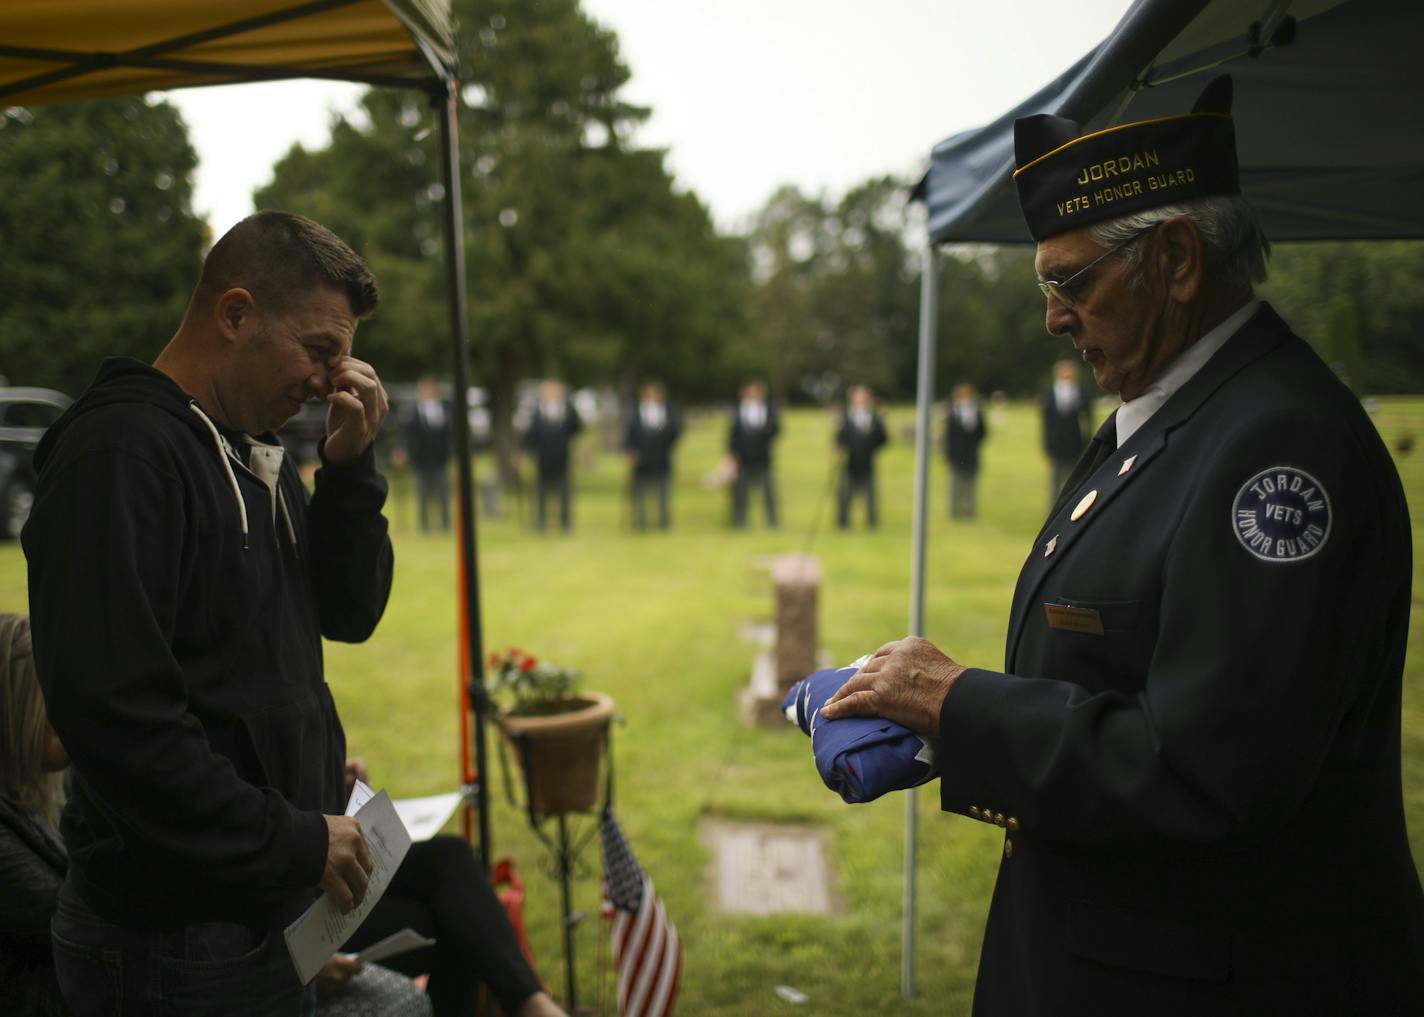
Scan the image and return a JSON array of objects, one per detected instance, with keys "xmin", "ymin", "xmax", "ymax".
[{"xmin": 164, "ymin": 0, "xmax": 1133, "ymax": 237}]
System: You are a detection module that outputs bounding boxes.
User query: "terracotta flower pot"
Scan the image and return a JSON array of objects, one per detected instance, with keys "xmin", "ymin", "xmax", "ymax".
[{"xmin": 497, "ymin": 692, "xmax": 615, "ymax": 818}]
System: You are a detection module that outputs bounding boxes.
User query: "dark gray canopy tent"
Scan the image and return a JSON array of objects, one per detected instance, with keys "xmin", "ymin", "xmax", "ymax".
[
  {"xmin": 898, "ymin": 0, "xmax": 1424, "ymax": 996},
  {"xmin": 917, "ymin": 0, "xmax": 1422, "ymax": 244},
  {"xmin": 0, "ymin": 0, "xmax": 497, "ymax": 861}
]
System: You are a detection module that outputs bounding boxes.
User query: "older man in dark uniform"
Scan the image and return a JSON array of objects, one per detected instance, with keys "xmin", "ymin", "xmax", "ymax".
[
  {"xmin": 822, "ymin": 77, "xmax": 1423, "ymax": 1014},
  {"xmin": 1040, "ymin": 358, "xmax": 1092, "ymax": 503},
  {"xmin": 622, "ymin": 380, "xmax": 681, "ymax": 531},
  {"xmin": 835, "ymin": 384, "xmax": 887, "ymax": 529},
  {"xmin": 728, "ymin": 380, "xmax": 780, "ymax": 529},
  {"xmin": 522, "ymin": 379, "xmax": 582, "ymax": 533}
]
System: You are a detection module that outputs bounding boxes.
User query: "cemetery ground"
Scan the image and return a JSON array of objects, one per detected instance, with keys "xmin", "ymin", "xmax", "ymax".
[{"xmin": 1, "ymin": 399, "xmax": 1422, "ymax": 1015}]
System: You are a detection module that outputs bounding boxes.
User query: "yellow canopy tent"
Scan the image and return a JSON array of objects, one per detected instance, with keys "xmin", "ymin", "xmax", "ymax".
[
  {"xmin": 0, "ymin": 0, "xmax": 495, "ymax": 861},
  {"xmin": 0, "ymin": 0, "xmax": 454, "ymax": 102}
]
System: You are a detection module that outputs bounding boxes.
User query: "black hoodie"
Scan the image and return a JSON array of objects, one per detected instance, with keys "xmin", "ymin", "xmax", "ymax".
[{"xmin": 23, "ymin": 357, "xmax": 394, "ymax": 930}]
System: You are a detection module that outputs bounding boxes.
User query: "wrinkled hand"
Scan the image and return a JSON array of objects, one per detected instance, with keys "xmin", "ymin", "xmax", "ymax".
[
  {"xmin": 316, "ymin": 953, "xmax": 363, "ymax": 993},
  {"xmin": 321, "ymin": 815, "xmax": 374, "ymax": 914},
  {"xmin": 324, "ymin": 356, "xmax": 388, "ymax": 464},
  {"xmin": 819, "ymin": 636, "xmax": 966, "ymax": 737}
]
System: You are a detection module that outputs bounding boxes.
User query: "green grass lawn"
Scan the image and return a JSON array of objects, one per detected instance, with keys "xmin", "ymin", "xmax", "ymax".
[{"xmin": 2, "ymin": 398, "xmax": 1423, "ymax": 1015}]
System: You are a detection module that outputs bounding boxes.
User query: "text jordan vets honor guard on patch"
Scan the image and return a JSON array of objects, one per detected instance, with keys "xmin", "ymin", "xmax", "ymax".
[{"xmin": 1232, "ymin": 466, "xmax": 1331, "ymax": 563}]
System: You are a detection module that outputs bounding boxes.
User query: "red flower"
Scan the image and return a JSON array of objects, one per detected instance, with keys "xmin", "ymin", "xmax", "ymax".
[
  {"xmin": 520, "ymin": 656, "xmax": 537, "ymax": 672},
  {"xmin": 488, "ymin": 652, "xmax": 499, "ymax": 669}
]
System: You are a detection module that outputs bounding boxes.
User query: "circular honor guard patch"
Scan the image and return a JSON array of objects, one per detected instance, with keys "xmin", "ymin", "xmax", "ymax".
[{"xmin": 1232, "ymin": 466, "xmax": 1331, "ymax": 563}]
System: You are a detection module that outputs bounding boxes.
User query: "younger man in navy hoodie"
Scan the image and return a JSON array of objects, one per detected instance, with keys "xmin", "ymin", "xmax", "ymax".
[{"xmin": 25, "ymin": 211, "xmax": 392, "ymax": 1017}]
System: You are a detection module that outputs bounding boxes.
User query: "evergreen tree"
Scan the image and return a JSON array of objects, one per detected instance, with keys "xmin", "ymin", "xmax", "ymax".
[
  {"xmin": 0, "ymin": 97, "xmax": 204, "ymax": 394},
  {"xmin": 258, "ymin": 0, "xmax": 754, "ymax": 476}
]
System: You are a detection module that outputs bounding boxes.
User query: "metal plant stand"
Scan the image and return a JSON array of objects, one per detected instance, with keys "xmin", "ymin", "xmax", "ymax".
[{"xmin": 499, "ymin": 718, "xmax": 614, "ymax": 1013}]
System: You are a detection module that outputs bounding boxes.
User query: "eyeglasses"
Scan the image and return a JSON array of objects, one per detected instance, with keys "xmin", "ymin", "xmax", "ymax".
[{"xmin": 1036, "ymin": 224, "xmax": 1160, "ymax": 307}]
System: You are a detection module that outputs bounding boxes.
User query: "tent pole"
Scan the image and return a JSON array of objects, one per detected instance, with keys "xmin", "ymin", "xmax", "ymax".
[
  {"xmin": 436, "ymin": 77, "xmax": 492, "ymax": 868},
  {"xmin": 904, "ymin": 237, "xmax": 940, "ymax": 999}
]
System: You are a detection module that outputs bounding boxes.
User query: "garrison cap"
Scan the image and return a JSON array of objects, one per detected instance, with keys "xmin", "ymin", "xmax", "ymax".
[{"xmin": 1012, "ymin": 75, "xmax": 1240, "ymax": 242}]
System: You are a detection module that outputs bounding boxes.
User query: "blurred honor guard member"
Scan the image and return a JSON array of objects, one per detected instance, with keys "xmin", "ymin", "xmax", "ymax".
[
  {"xmin": 401, "ymin": 376, "xmax": 453, "ymax": 533},
  {"xmin": 622, "ymin": 381, "xmax": 681, "ymax": 531},
  {"xmin": 522, "ymin": 379, "xmax": 582, "ymax": 533},
  {"xmin": 945, "ymin": 383, "xmax": 987, "ymax": 519},
  {"xmin": 728, "ymin": 380, "xmax": 780, "ymax": 528},
  {"xmin": 821, "ymin": 78, "xmax": 1424, "ymax": 1014},
  {"xmin": 23, "ymin": 212, "xmax": 393, "ymax": 1017},
  {"xmin": 1041, "ymin": 358, "xmax": 1092, "ymax": 502},
  {"xmin": 835, "ymin": 384, "xmax": 887, "ymax": 529}
]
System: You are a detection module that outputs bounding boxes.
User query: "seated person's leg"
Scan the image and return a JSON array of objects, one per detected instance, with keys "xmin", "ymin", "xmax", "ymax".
[{"xmin": 343, "ymin": 836, "xmax": 544, "ymax": 1016}]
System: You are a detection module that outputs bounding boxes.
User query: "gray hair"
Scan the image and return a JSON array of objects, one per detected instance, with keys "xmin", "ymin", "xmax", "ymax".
[{"xmin": 1088, "ymin": 193, "xmax": 1271, "ymax": 292}]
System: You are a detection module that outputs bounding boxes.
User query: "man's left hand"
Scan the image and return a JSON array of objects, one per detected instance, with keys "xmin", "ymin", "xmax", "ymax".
[
  {"xmin": 819, "ymin": 636, "xmax": 966, "ymax": 737},
  {"xmin": 325, "ymin": 356, "xmax": 388, "ymax": 464}
]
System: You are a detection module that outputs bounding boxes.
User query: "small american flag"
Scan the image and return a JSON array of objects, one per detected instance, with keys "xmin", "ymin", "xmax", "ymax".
[{"xmin": 602, "ymin": 805, "xmax": 682, "ymax": 1017}]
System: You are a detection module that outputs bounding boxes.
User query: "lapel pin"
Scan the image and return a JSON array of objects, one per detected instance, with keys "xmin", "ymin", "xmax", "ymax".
[
  {"xmin": 1070, "ymin": 489, "xmax": 1098, "ymax": 521},
  {"xmin": 1044, "ymin": 534, "xmax": 1058, "ymax": 557},
  {"xmin": 1118, "ymin": 455, "xmax": 1137, "ymax": 477}
]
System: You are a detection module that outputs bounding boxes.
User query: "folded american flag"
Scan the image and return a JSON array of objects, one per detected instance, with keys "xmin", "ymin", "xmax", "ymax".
[
  {"xmin": 602, "ymin": 805, "xmax": 681, "ymax": 1017},
  {"xmin": 783, "ymin": 661, "xmax": 939, "ymax": 804}
]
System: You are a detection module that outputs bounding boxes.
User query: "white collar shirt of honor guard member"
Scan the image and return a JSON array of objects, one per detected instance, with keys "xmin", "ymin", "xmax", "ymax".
[{"xmin": 1114, "ymin": 298, "xmax": 1261, "ymax": 448}]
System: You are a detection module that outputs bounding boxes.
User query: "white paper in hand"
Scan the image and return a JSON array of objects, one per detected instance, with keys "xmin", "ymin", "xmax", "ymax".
[
  {"xmin": 283, "ymin": 788, "xmax": 411, "ymax": 984},
  {"xmin": 345, "ymin": 778, "xmax": 375, "ymax": 817},
  {"xmin": 351, "ymin": 927, "xmax": 436, "ymax": 965},
  {"xmin": 392, "ymin": 791, "xmax": 461, "ymax": 841}
]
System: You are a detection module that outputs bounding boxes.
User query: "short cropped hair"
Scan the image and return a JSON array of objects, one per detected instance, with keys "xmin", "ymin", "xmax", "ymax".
[
  {"xmin": 195, "ymin": 210, "xmax": 379, "ymax": 320},
  {"xmin": 1088, "ymin": 193, "xmax": 1271, "ymax": 292}
]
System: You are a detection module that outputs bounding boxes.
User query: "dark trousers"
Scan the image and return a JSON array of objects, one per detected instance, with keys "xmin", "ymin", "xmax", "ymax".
[
  {"xmin": 732, "ymin": 465, "xmax": 777, "ymax": 528},
  {"xmin": 950, "ymin": 466, "xmax": 979, "ymax": 519},
  {"xmin": 837, "ymin": 469, "xmax": 877, "ymax": 529},
  {"xmin": 416, "ymin": 465, "xmax": 451, "ymax": 533},
  {"xmin": 50, "ymin": 877, "xmax": 306, "ymax": 1017},
  {"xmin": 632, "ymin": 472, "xmax": 671, "ymax": 531},
  {"xmin": 535, "ymin": 471, "xmax": 571, "ymax": 532},
  {"xmin": 342, "ymin": 836, "xmax": 542, "ymax": 1017}
]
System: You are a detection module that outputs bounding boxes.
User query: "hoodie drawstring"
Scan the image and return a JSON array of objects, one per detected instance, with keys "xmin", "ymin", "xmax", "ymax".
[
  {"xmin": 188, "ymin": 403, "xmax": 249, "ymax": 549},
  {"xmin": 277, "ymin": 490, "xmax": 299, "ymax": 557}
]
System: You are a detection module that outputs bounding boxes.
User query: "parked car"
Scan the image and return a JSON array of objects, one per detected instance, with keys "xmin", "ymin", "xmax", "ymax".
[{"xmin": 0, "ymin": 387, "xmax": 72, "ymax": 539}]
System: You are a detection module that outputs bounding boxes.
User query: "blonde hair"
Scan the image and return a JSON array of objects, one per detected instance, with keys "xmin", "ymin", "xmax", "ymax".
[{"xmin": 0, "ymin": 614, "xmax": 64, "ymax": 829}]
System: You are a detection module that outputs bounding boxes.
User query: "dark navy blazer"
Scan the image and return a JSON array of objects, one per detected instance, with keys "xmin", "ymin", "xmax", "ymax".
[{"xmin": 938, "ymin": 305, "xmax": 1424, "ymax": 1015}]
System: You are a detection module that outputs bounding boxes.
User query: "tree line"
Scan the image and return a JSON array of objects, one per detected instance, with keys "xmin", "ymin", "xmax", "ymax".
[{"xmin": 4, "ymin": 0, "xmax": 1423, "ymax": 443}]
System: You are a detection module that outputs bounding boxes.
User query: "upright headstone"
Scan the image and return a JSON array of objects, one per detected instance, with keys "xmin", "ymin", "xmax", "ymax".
[
  {"xmin": 740, "ymin": 553, "xmax": 828, "ymax": 727},
  {"xmin": 773, "ymin": 553, "xmax": 820, "ymax": 695}
]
